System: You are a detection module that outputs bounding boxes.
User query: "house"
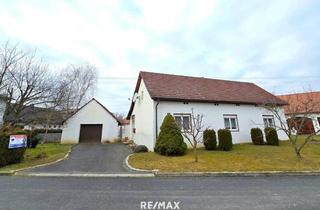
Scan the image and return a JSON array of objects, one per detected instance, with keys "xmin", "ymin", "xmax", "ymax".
[
  {"xmin": 119, "ymin": 119, "xmax": 130, "ymax": 139},
  {"xmin": 278, "ymin": 92, "xmax": 320, "ymax": 134},
  {"xmin": 61, "ymin": 98, "xmax": 121, "ymax": 144},
  {"xmin": 5, "ymin": 105, "xmax": 65, "ymax": 130},
  {"xmin": 127, "ymin": 71, "xmax": 287, "ymax": 151}
]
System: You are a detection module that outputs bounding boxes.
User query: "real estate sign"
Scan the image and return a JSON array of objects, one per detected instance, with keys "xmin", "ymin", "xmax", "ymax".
[{"xmin": 8, "ymin": 135, "xmax": 27, "ymax": 149}]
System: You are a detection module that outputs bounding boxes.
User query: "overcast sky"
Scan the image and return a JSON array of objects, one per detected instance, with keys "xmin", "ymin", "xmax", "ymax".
[{"xmin": 0, "ymin": 0, "xmax": 319, "ymax": 114}]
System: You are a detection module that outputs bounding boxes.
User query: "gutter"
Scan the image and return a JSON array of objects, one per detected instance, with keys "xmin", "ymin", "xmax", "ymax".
[{"xmin": 155, "ymin": 100, "xmax": 160, "ymax": 138}]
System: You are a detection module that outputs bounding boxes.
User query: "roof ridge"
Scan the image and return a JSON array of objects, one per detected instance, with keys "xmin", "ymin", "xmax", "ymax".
[
  {"xmin": 140, "ymin": 71, "xmax": 254, "ymax": 85},
  {"xmin": 277, "ymin": 91, "xmax": 320, "ymax": 96}
]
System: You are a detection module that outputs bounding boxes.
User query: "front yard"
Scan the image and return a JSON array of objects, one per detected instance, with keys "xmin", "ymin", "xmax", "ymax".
[
  {"xmin": 0, "ymin": 143, "xmax": 71, "ymax": 172},
  {"xmin": 129, "ymin": 136, "xmax": 320, "ymax": 172}
]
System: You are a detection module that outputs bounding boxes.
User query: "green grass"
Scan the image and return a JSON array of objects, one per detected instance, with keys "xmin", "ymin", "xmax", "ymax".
[
  {"xmin": 0, "ymin": 143, "xmax": 71, "ymax": 172},
  {"xmin": 129, "ymin": 136, "xmax": 320, "ymax": 172}
]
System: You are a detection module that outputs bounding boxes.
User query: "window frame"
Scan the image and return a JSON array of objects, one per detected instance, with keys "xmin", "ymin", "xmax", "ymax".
[
  {"xmin": 173, "ymin": 113, "xmax": 192, "ymax": 131},
  {"xmin": 223, "ymin": 114, "xmax": 239, "ymax": 132},
  {"xmin": 262, "ymin": 115, "xmax": 275, "ymax": 128}
]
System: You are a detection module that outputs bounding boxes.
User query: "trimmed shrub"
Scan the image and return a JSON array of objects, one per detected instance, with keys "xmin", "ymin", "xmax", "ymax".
[
  {"xmin": 154, "ymin": 114, "xmax": 187, "ymax": 156},
  {"xmin": 134, "ymin": 145, "xmax": 149, "ymax": 153},
  {"xmin": 218, "ymin": 129, "xmax": 233, "ymax": 151},
  {"xmin": 203, "ymin": 129, "xmax": 217, "ymax": 150},
  {"xmin": 250, "ymin": 128, "xmax": 264, "ymax": 145},
  {"xmin": 0, "ymin": 128, "xmax": 27, "ymax": 167},
  {"xmin": 264, "ymin": 127, "xmax": 279, "ymax": 146},
  {"xmin": 27, "ymin": 135, "xmax": 41, "ymax": 148}
]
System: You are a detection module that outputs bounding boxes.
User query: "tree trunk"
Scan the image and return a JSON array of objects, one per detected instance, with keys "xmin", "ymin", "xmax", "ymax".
[
  {"xmin": 294, "ymin": 147, "xmax": 302, "ymax": 160},
  {"xmin": 193, "ymin": 144, "xmax": 198, "ymax": 163}
]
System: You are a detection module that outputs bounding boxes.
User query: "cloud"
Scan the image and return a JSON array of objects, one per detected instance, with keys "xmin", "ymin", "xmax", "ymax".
[{"xmin": 0, "ymin": 0, "xmax": 319, "ymax": 113}]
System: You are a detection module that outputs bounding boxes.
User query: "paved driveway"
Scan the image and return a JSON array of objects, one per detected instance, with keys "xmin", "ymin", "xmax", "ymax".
[{"xmin": 23, "ymin": 143, "xmax": 135, "ymax": 174}]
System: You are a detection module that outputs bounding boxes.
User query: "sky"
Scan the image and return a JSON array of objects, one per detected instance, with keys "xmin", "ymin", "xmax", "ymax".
[{"xmin": 0, "ymin": 0, "xmax": 319, "ymax": 115}]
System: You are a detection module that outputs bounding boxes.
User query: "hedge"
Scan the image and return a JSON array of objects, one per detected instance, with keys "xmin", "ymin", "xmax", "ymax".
[
  {"xmin": 264, "ymin": 127, "xmax": 279, "ymax": 146},
  {"xmin": 250, "ymin": 128, "xmax": 264, "ymax": 145},
  {"xmin": 203, "ymin": 129, "xmax": 217, "ymax": 150},
  {"xmin": 218, "ymin": 129, "xmax": 233, "ymax": 151},
  {"xmin": 0, "ymin": 128, "xmax": 27, "ymax": 167}
]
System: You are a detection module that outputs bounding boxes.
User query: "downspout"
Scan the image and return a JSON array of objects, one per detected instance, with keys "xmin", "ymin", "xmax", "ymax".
[{"xmin": 155, "ymin": 100, "xmax": 160, "ymax": 138}]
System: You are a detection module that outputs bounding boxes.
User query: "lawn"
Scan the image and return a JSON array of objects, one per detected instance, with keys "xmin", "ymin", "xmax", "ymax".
[
  {"xmin": 129, "ymin": 136, "xmax": 320, "ymax": 172},
  {"xmin": 0, "ymin": 143, "xmax": 71, "ymax": 172}
]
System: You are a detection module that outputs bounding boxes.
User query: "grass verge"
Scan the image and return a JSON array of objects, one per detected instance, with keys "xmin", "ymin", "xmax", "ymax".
[
  {"xmin": 0, "ymin": 143, "xmax": 71, "ymax": 172},
  {"xmin": 129, "ymin": 136, "xmax": 320, "ymax": 172}
]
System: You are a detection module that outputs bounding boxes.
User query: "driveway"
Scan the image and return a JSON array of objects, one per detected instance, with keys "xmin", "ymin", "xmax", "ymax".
[{"xmin": 22, "ymin": 143, "xmax": 135, "ymax": 174}]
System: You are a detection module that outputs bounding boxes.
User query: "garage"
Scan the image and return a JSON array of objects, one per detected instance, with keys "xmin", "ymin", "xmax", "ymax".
[
  {"xmin": 79, "ymin": 124, "xmax": 103, "ymax": 143},
  {"xmin": 60, "ymin": 98, "xmax": 121, "ymax": 144}
]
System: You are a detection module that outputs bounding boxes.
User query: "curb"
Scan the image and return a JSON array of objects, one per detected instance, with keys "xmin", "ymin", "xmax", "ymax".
[
  {"xmin": 154, "ymin": 171, "xmax": 320, "ymax": 177},
  {"xmin": 125, "ymin": 154, "xmax": 158, "ymax": 173},
  {"xmin": 17, "ymin": 172, "xmax": 155, "ymax": 178},
  {"xmin": 4, "ymin": 146, "xmax": 73, "ymax": 176}
]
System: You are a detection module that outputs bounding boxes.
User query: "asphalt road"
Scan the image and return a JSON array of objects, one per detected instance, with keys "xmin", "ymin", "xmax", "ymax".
[
  {"xmin": 22, "ymin": 143, "xmax": 134, "ymax": 174},
  {"xmin": 0, "ymin": 176, "xmax": 319, "ymax": 210}
]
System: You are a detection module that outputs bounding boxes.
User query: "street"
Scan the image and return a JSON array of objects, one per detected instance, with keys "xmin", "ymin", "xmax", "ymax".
[{"xmin": 0, "ymin": 175, "xmax": 319, "ymax": 210}]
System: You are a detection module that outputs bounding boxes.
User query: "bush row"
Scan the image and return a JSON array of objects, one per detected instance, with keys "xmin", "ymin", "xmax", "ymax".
[
  {"xmin": 250, "ymin": 127, "xmax": 279, "ymax": 145},
  {"xmin": 203, "ymin": 129, "xmax": 233, "ymax": 151}
]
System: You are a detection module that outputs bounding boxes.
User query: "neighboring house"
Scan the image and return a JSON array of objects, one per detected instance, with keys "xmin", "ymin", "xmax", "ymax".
[
  {"xmin": 119, "ymin": 119, "xmax": 130, "ymax": 139},
  {"xmin": 61, "ymin": 98, "xmax": 121, "ymax": 144},
  {"xmin": 6, "ymin": 105, "xmax": 65, "ymax": 130},
  {"xmin": 127, "ymin": 71, "xmax": 287, "ymax": 151},
  {"xmin": 278, "ymin": 92, "xmax": 320, "ymax": 134}
]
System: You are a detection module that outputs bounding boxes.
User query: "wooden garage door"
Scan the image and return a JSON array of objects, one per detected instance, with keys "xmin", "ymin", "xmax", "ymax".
[{"xmin": 79, "ymin": 124, "xmax": 103, "ymax": 143}]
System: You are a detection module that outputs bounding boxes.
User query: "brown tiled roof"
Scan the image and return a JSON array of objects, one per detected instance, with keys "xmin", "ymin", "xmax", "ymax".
[
  {"xmin": 278, "ymin": 92, "xmax": 320, "ymax": 114},
  {"xmin": 127, "ymin": 71, "xmax": 286, "ymax": 118}
]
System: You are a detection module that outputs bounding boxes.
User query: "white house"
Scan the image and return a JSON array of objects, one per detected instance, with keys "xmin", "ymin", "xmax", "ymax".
[
  {"xmin": 127, "ymin": 71, "xmax": 288, "ymax": 151},
  {"xmin": 278, "ymin": 92, "xmax": 320, "ymax": 134},
  {"xmin": 61, "ymin": 98, "xmax": 121, "ymax": 144}
]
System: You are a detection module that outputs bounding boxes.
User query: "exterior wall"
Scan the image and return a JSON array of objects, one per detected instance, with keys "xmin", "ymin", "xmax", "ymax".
[
  {"xmin": 156, "ymin": 101, "xmax": 287, "ymax": 148},
  {"xmin": 0, "ymin": 100, "xmax": 6, "ymax": 126},
  {"xmin": 311, "ymin": 114, "xmax": 320, "ymax": 132},
  {"xmin": 285, "ymin": 113, "xmax": 320, "ymax": 133},
  {"xmin": 120, "ymin": 124, "xmax": 130, "ymax": 139},
  {"xmin": 61, "ymin": 100, "xmax": 119, "ymax": 144},
  {"xmin": 130, "ymin": 79, "xmax": 155, "ymax": 150}
]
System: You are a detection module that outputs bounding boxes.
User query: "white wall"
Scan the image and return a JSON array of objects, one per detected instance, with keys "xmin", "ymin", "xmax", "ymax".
[
  {"xmin": 61, "ymin": 100, "xmax": 119, "ymax": 144},
  {"xmin": 311, "ymin": 114, "xmax": 320, "ymax": 132},
  {"xmin": 156, "ymin": 101, "xmax": 287, "ymax": 147},
  {"xmin": 130, "ymin": 79, "xmax": 155, "ymax": 150},
  {"xmin": 120, "ymin": 124, "xmax": 130, "ymax": 139}
]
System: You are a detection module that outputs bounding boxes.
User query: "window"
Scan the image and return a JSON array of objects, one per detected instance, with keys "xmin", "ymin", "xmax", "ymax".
[
  {"xmin": 263, "ymin": 115, "xmax": 275, "ymax": 128},
  {"xmin": 174, "ymin": 114, "xmax": 191, "ymax": 130},
  {"xmin": 223, "ymin": 115, "xmax": 239, "ymax": 131}
]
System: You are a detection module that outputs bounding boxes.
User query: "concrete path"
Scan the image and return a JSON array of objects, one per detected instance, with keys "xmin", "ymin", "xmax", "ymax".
[{"xmin": 21, "ymin": 143, "xmax": 136, "ymax": 174}]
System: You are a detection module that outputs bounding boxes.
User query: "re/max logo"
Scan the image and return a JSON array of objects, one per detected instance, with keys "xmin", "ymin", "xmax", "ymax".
[{"xmin": 140, "ymin": 201, "xmax": 181, "ymax": 210}]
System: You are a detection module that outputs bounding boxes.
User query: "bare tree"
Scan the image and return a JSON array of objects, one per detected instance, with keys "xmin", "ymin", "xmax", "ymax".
[
  {"xmin": 0, "ymin": 41, "xmax": 25, "ymax": 93},
  {"xmin": 181, "ymin": 109, "xmax": 206, "ymax": 162},
  {"xmin": 58, "ymin": 64, "xmax": 97, "ymax": 113},
  {"xmin": 3, "ymin": 52, "xmax": 52, "ymax": 126},
  {"xmin": 264, "ymin": 91, "xmax": 320, "ymax": 159}
]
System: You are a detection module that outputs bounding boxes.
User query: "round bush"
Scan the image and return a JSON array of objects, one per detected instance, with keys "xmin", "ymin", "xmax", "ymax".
[
  {"xmin": 154, "ymin": 114, "xmax": 187, "ymax": 156},
  {"xmin": 218, "ymin": 129, "xmax": 233, "ymax": 151},
  {"xmin": 0, "ymin": 130, "xmax": 27, "ymax": 167},
  {"xmin": 134, "ymin": 145, "xmax": 149, "ymax": 153},
  {"xmin": 203, "ymin": 129, "xmax": 217, "ymax": 150},
  {"xmin": 264, "ymin": 127, "xmax": 279, "ymax": 146},
  {"xmin": 250, "ymin": 128, "xmax": 264, "ymax": 145}
]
